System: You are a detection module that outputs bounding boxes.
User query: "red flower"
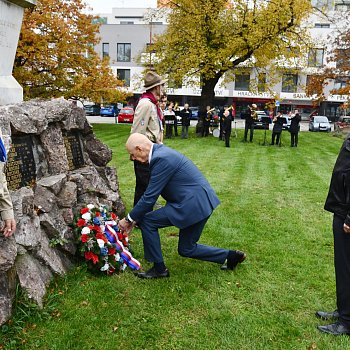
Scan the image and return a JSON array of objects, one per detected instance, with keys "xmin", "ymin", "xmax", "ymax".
[
  {"xmin": 117, "ymin": 232, "xmax": 123, "ymax": 241},
  {"xmin": 77, "ymin": 219, "xmax": 86, "ymax": 227},
  {"xmin": 108, "ymin": 248, "xmax": 116, "ymax": 255},
  {"xmin": 84, "ymin": 251, "xmax": 99, "ymax": 264},
  {"xmin": 96, "ymin": 233, "xmax": 107, "ymax": 243},
  {"xmin": 111, "ymin": 212, "xmax": 117, "ymax": 220},
  {"xmin": 95, "ymin": 211, "xmax": 101, "ymax": 217},
  {"xmin": 80, "ymin": 207, "xmax": 89, "ymax": 214},
  {"xmin": 81, "ymin": 234, "xmax": 89, "ymax": 243},
  {"xmin": 93, "ymin": 225, "xmax": 101, "ymax": 233}
]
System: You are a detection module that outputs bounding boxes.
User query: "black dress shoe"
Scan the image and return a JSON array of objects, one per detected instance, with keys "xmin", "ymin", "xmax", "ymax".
[
  {"xmin": 221, "ymin": 250, "xmax": 246, "ymax": 270},
  {"xmin": 317, "ymin": 322, "xmax": 350, "ymax": 335},
  {"xmin": 136, "ymin": 267, "xmax": 170, "ymax": 279},
  {"xmin": 315, "ymin": 310, "xmax": 339, "ymax": 320}
]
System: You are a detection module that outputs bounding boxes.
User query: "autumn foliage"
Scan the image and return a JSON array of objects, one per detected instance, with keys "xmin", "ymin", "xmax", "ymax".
[{"xmin": 14, "ymin": 0, "xmax": 130, "ymax": 104}]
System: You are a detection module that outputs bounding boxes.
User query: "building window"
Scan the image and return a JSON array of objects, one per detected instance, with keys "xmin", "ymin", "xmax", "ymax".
[
  {"xmin": 117, "ymin": 69, "xmax": 131, "ymax": 87},
  {"xmin": 235, "ymin": 74, "xmax": 250, "ymax": 91},
  {"xmin": 335, "ymin": 49, "xmax": 349, "ymax": 69},
  {"xmin": 314, "ymin": 23, "xmax": 330, "ymax": 28},
  {"xmin": 102, "ymin": 43, "xmax": 109, "ymax": 58},
  {"xmin": 120, "ymin": 21, "xmax": 134, "ymax": 24},
  {"xmin": 282, "ymin": 74, "xmax": 298, "ymax": 93},
  {"xmin": 335, "ymin": 3, "xmax": 350, "ymax": 11},
  {"xmin": 258, "ymin": 73, "xmax": 266, "ymax": 92},
  {"xmin": 308, "ymin": 48, "xmax": 324, "ymax": 67},
  {"xmin": 117, "ymin": 43, "xmax": 131, "ymax": 62},
  {"xmin": 334, "ymin": 77, "xmax": 349, "ymax": 90}
]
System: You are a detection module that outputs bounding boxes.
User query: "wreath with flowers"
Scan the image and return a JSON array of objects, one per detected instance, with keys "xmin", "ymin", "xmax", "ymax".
[{"xmin": 73, "ymin": 204, "xmax": 141, "ymax": 275}]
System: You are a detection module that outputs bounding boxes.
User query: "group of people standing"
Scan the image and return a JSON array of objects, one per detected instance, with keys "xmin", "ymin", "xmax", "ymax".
[{"xmin": 271, "ymin": 109, "xmax": 301, "ymax": 147}]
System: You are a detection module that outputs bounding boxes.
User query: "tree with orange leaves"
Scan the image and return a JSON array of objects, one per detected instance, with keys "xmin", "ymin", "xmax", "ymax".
[{"xmin": 14, "ymin": 0, "xmax": 130, "ymax": 104}]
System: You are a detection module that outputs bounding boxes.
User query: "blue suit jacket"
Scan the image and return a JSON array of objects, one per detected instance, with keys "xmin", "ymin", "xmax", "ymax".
[{"xmin": 129, "ymin": 144, "xmax": 220, "ymax": 229}]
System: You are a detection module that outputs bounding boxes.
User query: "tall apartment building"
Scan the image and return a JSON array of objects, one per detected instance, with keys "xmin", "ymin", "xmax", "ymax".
[{"xmin": 94, "ymin": 0, "xmax": 349, "ymax": 120}]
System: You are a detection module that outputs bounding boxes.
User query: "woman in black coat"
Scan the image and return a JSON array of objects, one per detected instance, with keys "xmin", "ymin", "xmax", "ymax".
[
  {"xmin": 271, "ymin": 112, "xmax": 284, "ymax": 146},
  {"xmin": 289, "ymin": 109, "xmax": 301, "ymax": 147}
]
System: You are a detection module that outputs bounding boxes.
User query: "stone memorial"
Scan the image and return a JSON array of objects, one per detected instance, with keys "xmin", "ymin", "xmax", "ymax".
[
  {"xmin": 0, "ymin": 0, "xmax": 36, "ymax": 105},
  {"xmin": 0, "ymin": 98, "xmax": 126, "ymax": 325}
]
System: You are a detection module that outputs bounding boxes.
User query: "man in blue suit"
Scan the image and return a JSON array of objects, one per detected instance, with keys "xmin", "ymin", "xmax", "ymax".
[{"xmin": 119, "ymin": 133, "xmax": 246, "ymax": 279}]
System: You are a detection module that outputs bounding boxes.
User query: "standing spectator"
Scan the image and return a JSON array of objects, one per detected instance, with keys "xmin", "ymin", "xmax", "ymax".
[
  {"xmin": 219, "ymin": 105, "xmax": 228, "ymax": 141},
  {"xmin": 173, "ymin": 103, "xmax": 180, "ymax": 136},
  {"xmin": 243, "ymin": 104, "xmax": 257, "ymax": 142},
  {"xmin": 130, "ymin": 71, "xmax": 166, "ymax": 206},
  {"xmin": 289, "ymin": 109, "xmax": 301, "ymax": 147},
  {"xmin": 317, "ymin": 134, "xmax": 350, "ymax": 335},
  {"xmin": 0, "ymin": 132, "xmax": 16, "ymax": 238},
  {"xmin": 180, "ymin": 103, "xmax": 192, "ymax": 139},
  {"xmin": 271, "ymin": 111, "xmax": 284, "ymax": 146},
  {"xmin": 202, "ymin": 106, "xmax": 213, "ymax": 137},
  {"xmin": 164, "ymin": 103, "xmax": 176, "ymax": 139},
  {"xmin": 222, "ymin": 109, "xmax": 232, "ymax": 148}
]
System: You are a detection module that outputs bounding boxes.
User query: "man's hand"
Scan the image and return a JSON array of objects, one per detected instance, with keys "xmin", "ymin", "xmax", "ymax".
[
  {"xmin": 118, "ymin": 218, "xmax": 134, "ymax": 234},
  {"xmin": 344, "ymin": 223, "xmax": 350, "ymax": 234},
  {"xmin": 2, "ymin": 219, "xmax": 16, "ymax": 237}
]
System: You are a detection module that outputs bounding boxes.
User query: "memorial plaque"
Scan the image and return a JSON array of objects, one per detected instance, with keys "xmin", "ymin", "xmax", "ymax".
[
  {"xmin": 5, "ymin": 135, "xmax": 36, "ymax": 190},
  {"xmin": 63, "ymin": 131, "xmax": 84, "ymax": 170}
]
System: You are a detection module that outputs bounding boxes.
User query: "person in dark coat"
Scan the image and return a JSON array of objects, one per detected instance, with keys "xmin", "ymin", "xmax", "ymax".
[
  {"xmin": 180, "ymin": 103, "xmax": 192, "ymax": 138},
  {"xmin": 271, "ymin": 111, "xmax": 284, "ymax": 146},
  {"xmin": 219, "ymin": 106, "xmax": 228, "ymax": 141},
  {"xmin": 243, "ymin": 104, "xmax": 257, "ymax": 142},
  {"xmin": 222, "ymin": 109, "xmax": 232, "ymax": 147},
  {"xmin": 201, "ymin": 105, "xmax": 213, "ymax": 137},
  {"xmin": 317, "ymin": 134, "xmax": 350, "ymax": 335},
  {"xmin": 118, "ymin": 133, "xmax": 246, "ymax": 279},
  {"xmin": 289, "ymin": 109, "xmax": 301, "ymax": 147}
]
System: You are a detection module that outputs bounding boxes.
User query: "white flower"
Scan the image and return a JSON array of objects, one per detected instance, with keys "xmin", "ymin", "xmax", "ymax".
[
  {"xmin": 97, "ymin": 239, "xmax": 105, "ymax": 248},
  {"xmin": 82, "ymin": 212, "xmax": 91, "ymax": 221},
  {"xmin": 87, "ymin": 204, "xmax": 95, "ymax": 209},
  {"xmin": 121, "ymin": 263, "xmax": 127, "ymax": 271},
  {"xmin": 81, "ymin": 227, "xmax": 90, "ymax": 235},
  {"xmin": 100, "ymin": 263, "xmax": 109, "ymax": 271},
  {"xmin": 114, "ymin": 253, "xmax": 120, "ymax": 261}
]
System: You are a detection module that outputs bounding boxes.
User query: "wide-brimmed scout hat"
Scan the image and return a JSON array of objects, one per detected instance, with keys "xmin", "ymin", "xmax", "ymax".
[
  {"xmin": 251, "ymin": 103, "xmax": 257, "ymax": 109},
  {"xmin": 143, "ymin": 71, "xmax": 167, "ymax": 90}
]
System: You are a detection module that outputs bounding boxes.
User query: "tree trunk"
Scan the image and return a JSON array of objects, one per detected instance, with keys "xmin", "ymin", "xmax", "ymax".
[{"xmin": 199, "ymin": 76, "xmax": 219, "ymax": 114}]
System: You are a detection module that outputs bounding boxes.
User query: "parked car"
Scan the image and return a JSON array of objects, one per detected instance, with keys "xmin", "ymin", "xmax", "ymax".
[
  {"xmin": 84, "ymin": 104, "xmax": 100, "ymax": 116},
  {"xmin": 281, "ymin": 115, "xmax": 291, "ymax": 130},
  {"xmin": 335, "ymin": 116, "xmax": 350, "ymax": 132},
  {"xmin": 309, "ymin": 116, "xmax": 331, "ymax": 132},
  {"xmin": 254, "ymin": 111, "xmax": 271, "ymax": 129},
  {"xmin": 189, "ymin": 107, "xmax": 199, "ymax": 120},
  {"xmin": 117, "ymin": 107, "xmax": 134, "ymax": 123},
  {"xmin": 100, "ymin": 104, "xmax": 119, "ymax": 117}
]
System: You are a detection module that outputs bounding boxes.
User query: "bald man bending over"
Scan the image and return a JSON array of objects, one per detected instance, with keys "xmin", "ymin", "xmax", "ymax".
[{"xmin": 119, "ymin": 133, "xmax": 246, "ymax": 279}]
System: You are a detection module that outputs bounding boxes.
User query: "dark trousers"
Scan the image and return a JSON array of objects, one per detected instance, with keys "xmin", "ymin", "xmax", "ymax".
[
  {"xmin": 138, "ymin": 207, "xmax": 229, "ymax": 264},
  {"xmin": 244, "ymin": 123, "xmax": 254, "ymax": 142},
  {"xmin": 271, "ymin": 132, "xmax": 281, "ymax": 145},
  {"xmin": 291, "ymin": 132, "xmax": 299, "ymax": 147},
  {"xmin": 174, "ymin": 119, "xmax": 178, "ymax": 136},
  {"xmin": 202, "ymin": 124, "xmax": 209, "ymax": 137},
  {"xmin": 181, "ymin": 125, "xmax": 189, "ymax": 138},
  {"xmin": 165, "ymin": 124, "xmax": 174, "ymax": 138},
  {"xmin": 224, "ymin": 131, "xmax": 231, "ymax": 147},
  {"xmin": 133, "ymin": 161, "xmax": 150, "ymax": 206},
  {"xmin": 333, "ymin": 215, "xmax": 350, "ymax": 327}
]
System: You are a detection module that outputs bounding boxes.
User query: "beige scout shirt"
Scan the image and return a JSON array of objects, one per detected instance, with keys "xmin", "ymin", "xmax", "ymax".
[
  {"xmin": 0, "ymin": 162, "xmax": 14, "ymax": 221},
  {"xmin": 130, "ymin": 98, "xmax": 162, "ymax": 143}
]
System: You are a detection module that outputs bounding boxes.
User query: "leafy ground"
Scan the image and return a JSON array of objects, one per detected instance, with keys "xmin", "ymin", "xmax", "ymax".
[{"xmin": 1, "ymin": 125, "xmax": 350, "ymax": 350}]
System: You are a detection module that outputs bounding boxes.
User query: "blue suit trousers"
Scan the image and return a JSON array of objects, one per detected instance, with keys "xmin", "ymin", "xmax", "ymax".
[{"xmin": 139, "ymin": 207, "xmax": 230, "ymax": 264}]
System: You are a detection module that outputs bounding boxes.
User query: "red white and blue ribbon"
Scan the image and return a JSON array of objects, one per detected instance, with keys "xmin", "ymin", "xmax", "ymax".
[{"xmin": 105, "ymin": 224, "xmax": 141, "ymax": 270}]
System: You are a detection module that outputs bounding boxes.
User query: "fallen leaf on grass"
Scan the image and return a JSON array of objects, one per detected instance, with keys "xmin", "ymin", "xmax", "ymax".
[{"xmin": 307, "ymin": 342, "xmax": 317, "ymax": 350}]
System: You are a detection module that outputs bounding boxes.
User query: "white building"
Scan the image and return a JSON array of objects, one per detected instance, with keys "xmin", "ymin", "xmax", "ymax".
[{"xmin": 93, "ymin": 0, "xmax": 349, "ymax": 120}]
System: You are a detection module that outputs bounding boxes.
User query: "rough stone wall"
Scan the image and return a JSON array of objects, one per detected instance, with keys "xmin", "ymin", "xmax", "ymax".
[{"xmin": 0, "ymin": 98, "xmax": 125, "ymax": 325}]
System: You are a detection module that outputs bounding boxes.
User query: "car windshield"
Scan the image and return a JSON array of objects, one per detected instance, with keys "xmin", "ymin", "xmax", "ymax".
[
  {"xmin": 341, "ymin": 118, "xmax": 350, "ymax": 123},
  {"xmin": 314, "ymin": 116, "xmax": 328, "ymax": 123},
  {"xmin": 121, "ymin": 109, "xmax": 133, "ymax": 114}
]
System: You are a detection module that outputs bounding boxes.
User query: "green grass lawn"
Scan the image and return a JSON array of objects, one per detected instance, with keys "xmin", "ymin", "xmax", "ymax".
[{"xmin": 2, "ymin": 125, "xmax": 350, "ymax": 350}]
